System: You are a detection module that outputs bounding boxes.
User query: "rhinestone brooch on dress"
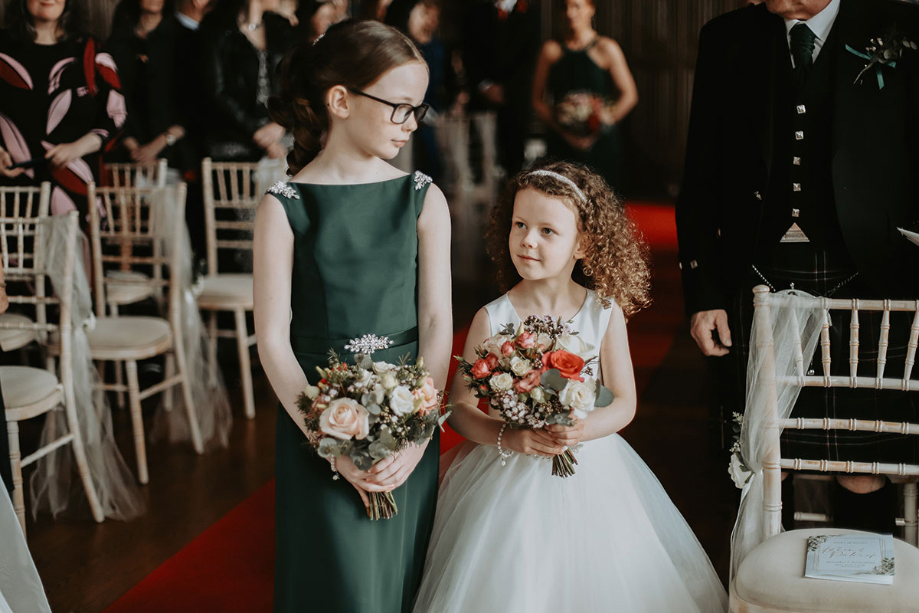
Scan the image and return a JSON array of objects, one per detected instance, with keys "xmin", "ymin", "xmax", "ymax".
[
  {"xmin": 267, "ymin": 181, "xmax": 299, "ymax": 199},
  {"xmin": 344, "ymin": 334, "xmax": 393, "ymax": 356},
  {"xmin": 413, "ymin": 171, "xmax": 432, "ymax": 191}
]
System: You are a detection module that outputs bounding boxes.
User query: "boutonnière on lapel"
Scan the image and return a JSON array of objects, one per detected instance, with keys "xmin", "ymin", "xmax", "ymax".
[{"xmin": 845, "ymin": 33, "xmax": 917, "ymax": 90}]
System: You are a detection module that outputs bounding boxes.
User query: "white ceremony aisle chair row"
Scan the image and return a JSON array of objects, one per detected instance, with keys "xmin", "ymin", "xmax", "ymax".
[
  {"xmin": 0, "ymin": 211, "xmax": 104, "ymax": 536},
  {"xmin": 730, "ymin": 285, "xmax": 919, "ymax": 613},
  {"xmin": 66, "ymin": 182, "xmax": 204, "ymax": 485}
]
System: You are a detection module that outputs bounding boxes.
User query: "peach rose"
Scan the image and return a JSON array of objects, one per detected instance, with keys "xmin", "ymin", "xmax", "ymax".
[
  {"xmin": 501, "ymin": 341, "xmax": 516, "ymax": 356},
  {"xmin": 485, "ymin": 354, "xmax": 499, "ymax": 370},
  {"xmin": 471, "ymin": 358, "xmax": 492, "ymax": 379},
  {"xmin": 515, "ymin": 331, "xmax": 536, "ymax": 350},
  {"xmin": 542, "ymin": 350, "xmax": 585, "ymax": 381},
  {"xmin": 514, "ymin": 369, "xmax": 541, "ymax": 394},
  {"xmin": 413, "ymin": 377, "xmax": 440, "ymax": 415},
  {"xmin": 319, "ymin": 398, "xmax": 370, "ymax": 440}
]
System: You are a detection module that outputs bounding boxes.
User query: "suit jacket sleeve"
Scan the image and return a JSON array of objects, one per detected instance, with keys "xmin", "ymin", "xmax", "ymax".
[{"xmin": 676, "ymin": 21, "xmax": 730, "ymax": 316}]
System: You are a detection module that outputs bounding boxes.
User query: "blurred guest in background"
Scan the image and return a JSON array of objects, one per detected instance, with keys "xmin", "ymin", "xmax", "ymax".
[
  {"xmin": 292, "ymin": 0, "xmax": 335, "ymax": 43},
  {"xmin": 532, "ymin": 0, "xmax": 637, "ymax": 191},
  {"xmin": 0, "ymin": 0, "xmax": 125, "ymax": 226},
  {"xmin": 198, "ymin": 0, "xmax": 291, "ymax": 162},
  {"xmin": 462, "ymin": 0, "xmax": 539, "ymax": 176},
  {"xmin": 107, "ymin": 0, "xmax": 197, "ymax": 174},
  {"xmin": 387, "ymin": 0, "xmax": 450, "ymax": 181}
]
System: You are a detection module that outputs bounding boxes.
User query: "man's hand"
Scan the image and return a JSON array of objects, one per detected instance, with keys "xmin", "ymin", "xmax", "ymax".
[{"xmin": 690, "ymin": 309, "xmax": 732, "ymax": 357}]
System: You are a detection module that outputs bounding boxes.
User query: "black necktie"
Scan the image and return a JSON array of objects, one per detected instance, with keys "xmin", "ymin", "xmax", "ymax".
[{"xmin": 790, "ymin": 23, "xmax": 817, "ymax": 80}]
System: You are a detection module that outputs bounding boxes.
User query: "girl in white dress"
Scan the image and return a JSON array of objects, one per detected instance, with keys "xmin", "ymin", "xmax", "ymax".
[{"xmin": 414, "ymin": 161, "xmax": 728, "ymax": 612}]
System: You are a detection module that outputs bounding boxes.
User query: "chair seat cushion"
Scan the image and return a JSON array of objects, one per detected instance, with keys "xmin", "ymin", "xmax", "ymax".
[
  {"xmin": 105, "ymin": 271, "xmax": 157, "ymax": 306},
  {"xmin": 0, "ymin": 313, "xmax": 35, "ymax": 351},
  {"xmin": 734, "ymin": 528, "xmax": 919, "ymax": 612},
  {"xmin": 85, "ymin": 317, "xmax": 172, "ymax": 356},
  {"xmin": 196, "ymin": 274, "xmax": 253, "ymax": 309},
  {"xmin": 0, "ymin": 366, "xmax": 59, "ymax": 409}
]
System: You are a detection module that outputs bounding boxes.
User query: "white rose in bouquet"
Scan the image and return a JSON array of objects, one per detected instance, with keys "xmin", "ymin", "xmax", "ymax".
[
  {"xmin": 490, "ymin": 372, "xmax": 515, "ymax": 392},
  {"xmin": 555, "ymin": 333, "xmax": 595, "ymax": 359},
  {"xmin": 304, "ymin": 384, "xmax": 321, "ymax": 401},
  {"xmin": 320, "ymin": 398, "xmax": 370, "ymax": 440},
  {"xmin": 510, "ymin": 356, "xmax": 532, "ymax": 377},
  {"xmin": 390, "ymin": 385, "xmax": 416, "ymax": 415},
  {"xmin": 372, "ymin": 361, "xmax": 397, "ymax": 374},
  {"xmin": 558, "ymin": 378, "xmax": 597, "ymax": 418},
  {"xmin": 380, "ymin": 371, "xmax": 399, "ymax": 391}
]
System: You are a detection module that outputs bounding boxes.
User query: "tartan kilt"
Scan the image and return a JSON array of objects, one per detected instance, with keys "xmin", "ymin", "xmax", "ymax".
[{"xmin": 724, "ymin": 243, "xmax": 919, "ymax": 465}]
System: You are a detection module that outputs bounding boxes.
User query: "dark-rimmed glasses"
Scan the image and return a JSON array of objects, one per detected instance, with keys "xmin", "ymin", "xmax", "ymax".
[{"xmin": 348, "ymin": 88, "xmax": 430, "ymax": 125}]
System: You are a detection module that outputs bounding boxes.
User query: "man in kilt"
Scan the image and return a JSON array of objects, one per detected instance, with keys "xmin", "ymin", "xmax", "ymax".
[{"xmin": 677, "ymin": 0, "xmax": 919, "ymax": 531}]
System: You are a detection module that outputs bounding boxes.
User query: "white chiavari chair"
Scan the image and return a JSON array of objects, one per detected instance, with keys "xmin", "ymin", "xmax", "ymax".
[
  {"xmin": 0, "ymin": 211, "xmax": 103, "ymax": 536},
  {"xmin": 197, "ymin": 157, "xmax": 259, "ymax": 419},
  {"xmin": 59, "ymin": 182, "xmax": 203, "ymax": 484},
  {"xmin": 0, "ymin": 184, "xmax": 51, "ymax": 356},
  {"xmin": 730, "ymin": 285, "xmax": 919, "ymax": 613},
  {"xmin": 104, "ymin": 159, "xmax": 168, "ymax": 189}
]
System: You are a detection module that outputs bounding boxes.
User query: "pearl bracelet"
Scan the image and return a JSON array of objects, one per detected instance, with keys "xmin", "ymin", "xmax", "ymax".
[
  {"xmin": 330, "ymin": 456, "xmax": 340, "ymax": 480},
  {"xmin": 496, "ymin": 423, "xmax": 513, "ymax": 467}
]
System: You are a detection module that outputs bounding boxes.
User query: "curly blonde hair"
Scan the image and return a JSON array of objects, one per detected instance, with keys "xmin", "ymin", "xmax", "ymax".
[{"xmin": 485, "ymin": 160, "xmax": 652, "ymax": 319}]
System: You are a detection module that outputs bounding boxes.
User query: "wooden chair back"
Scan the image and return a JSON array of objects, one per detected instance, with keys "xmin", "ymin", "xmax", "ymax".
[
  {"xmin": 753, "ymin": 285, "xmax": 919, "ymax": 544},
  {"xmin": 200, "ymin": 157, "xmax": 261, "ymax": 276},
  {"xmin": 87, "ymin": 183, "xmax": 187, "ymax": 322},
  {"xmin": 103, "ymin": 159, "xmax": 168, "ymax": 188}
]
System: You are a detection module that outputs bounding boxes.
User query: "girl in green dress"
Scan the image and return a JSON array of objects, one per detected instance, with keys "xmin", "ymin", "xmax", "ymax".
[{"xmin": 252, "ymin": 20, "xmax": 453, "ymax": 613}]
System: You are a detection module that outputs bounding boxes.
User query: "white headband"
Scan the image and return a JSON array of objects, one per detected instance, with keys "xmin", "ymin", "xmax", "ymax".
[{"xmin": 526, "ymin": 170, "xmax": 587, "ymax": 203}]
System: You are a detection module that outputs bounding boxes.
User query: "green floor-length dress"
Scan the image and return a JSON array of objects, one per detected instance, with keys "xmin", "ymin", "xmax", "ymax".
[{"xmin": 268, "ymin": 172, "xmax": 440, "ymax": 613}]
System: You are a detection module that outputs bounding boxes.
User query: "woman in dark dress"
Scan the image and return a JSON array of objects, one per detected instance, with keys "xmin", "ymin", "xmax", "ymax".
[
  {"xmin": 198, "ymin": 0, "xmax": 291, "ymax": 162},
  {"xmin": 106, "ymin": 0, "xmax": 196, "ymax": 174},
  {"xmin": 0, "ymin": 0, "xmax": 126, "ymax": 224},
  {"xmin": 532, "ymin": 0, "xmax": 637, "ymax": 191}
]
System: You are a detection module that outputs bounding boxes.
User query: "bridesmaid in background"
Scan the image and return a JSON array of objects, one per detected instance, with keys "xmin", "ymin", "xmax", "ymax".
[
  {"xmin": 532, "ymin": 0, "xmax": 638, "ymax": 191},
  {"xmin": 253, "ymin": 20, "xmax": 452, "ymax": 613}
]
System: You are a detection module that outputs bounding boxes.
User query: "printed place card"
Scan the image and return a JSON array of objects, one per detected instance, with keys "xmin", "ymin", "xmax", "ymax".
[{"xmin": 805, "ymin": 534, "xmax": 895, "ymax": 585}]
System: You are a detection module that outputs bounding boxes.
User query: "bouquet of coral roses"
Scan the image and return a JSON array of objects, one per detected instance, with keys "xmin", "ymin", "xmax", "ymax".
[
  {"xmin": 297, "ymin": 336, "xmax": 449, "ymax": 520},
  {"xmin": 456, "ymin": 316, "xmax": 613, "ymax": 477}
]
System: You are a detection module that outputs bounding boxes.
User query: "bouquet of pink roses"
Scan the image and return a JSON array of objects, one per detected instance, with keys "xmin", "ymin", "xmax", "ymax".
[
  {"xmin": 297, "ymin": 335, "xmax": 449, "ymax": 520},
  {"xmin": 456, "ymin": 316, "xmax": 613, "ymax": 477},
  {"xmin": 555, "ymin": 91, "xmax": 613, "ymax": 138}
]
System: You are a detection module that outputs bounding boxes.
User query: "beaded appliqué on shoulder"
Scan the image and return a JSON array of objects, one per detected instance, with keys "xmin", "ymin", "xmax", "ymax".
[
  {"xmin": 267, "ymin": 181, "xmax": 299, "ymax": 199},
  {"xmin": 413, "ymin": 171, "xmax": 432, "ymax": 191}
]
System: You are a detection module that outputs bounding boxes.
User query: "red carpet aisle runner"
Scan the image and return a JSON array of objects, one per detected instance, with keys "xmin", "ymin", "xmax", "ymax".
[{"xmin": 104, "ymin": 202, "xmax": 680, "ymax": 613}]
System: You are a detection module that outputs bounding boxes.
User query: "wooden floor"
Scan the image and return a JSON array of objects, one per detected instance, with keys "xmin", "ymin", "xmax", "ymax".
[{"xmin": 21, "ymin": 202, "xmax": 737, "ymax": 612}]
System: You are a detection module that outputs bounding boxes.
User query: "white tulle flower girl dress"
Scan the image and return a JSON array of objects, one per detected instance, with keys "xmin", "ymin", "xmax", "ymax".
[{"xmin": 413, "ymin": 290, "xmax": 728, "ymax": 613}]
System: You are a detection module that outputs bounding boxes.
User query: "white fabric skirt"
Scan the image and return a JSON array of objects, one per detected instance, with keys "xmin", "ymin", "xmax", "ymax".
[{"xmin": 414, "ymin": 435, "xmax": 727, "ymax": 613}]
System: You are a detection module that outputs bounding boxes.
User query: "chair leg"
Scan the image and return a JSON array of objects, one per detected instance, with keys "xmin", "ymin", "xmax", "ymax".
[
  {"xmin": 174, "ymin": 347, "xmax": 204, "ymax": 454},
  {"xmin": 164, "ymin": 352, "xmax": 175, "ymax": 412},
  {"xmin": 7, "ymin": 420, "xmax": 25, "ymax": 537},
  {"xmin": 235, "ymin": 308, "xmax": 255, "ymax": 419},
  {"xmin": 207, "ymin": 311, "xmax": 218, "ymax": 388},
  {"xmin": 903, "ymin": 481, "xmax": 918, "ymax": 546},
  {"xmin": 125, "ymin": 360, "xmax": 149, "ymax": 484},
  {"xmin": 62, "ymin": 398, "xmax": 104, "ymax": 523},
  {"xmin": 114, "ymin": 360, "xmax": 125, "ymax": 410}
]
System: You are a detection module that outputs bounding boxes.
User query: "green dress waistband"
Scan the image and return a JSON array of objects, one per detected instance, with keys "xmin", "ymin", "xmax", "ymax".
[{"xmin": 290, "ymin": 326, "xmax": 419, "ymax": 355}]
